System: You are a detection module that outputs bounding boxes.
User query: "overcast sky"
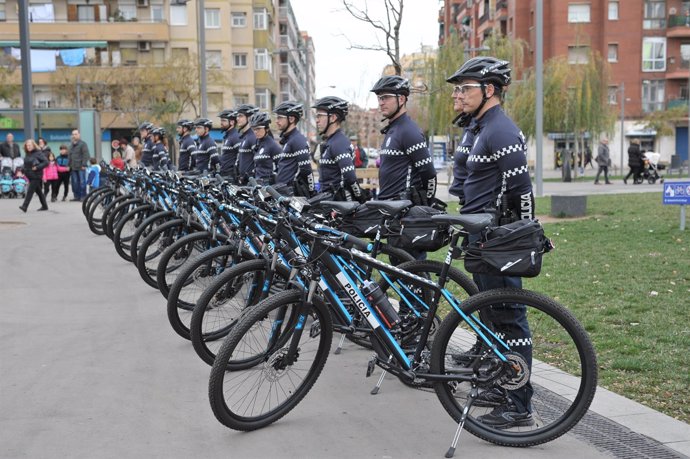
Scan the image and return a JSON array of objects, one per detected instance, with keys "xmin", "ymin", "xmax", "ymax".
[{"xmin": 289, "ymin": 0, "xmax": 441, "ymax": 108}]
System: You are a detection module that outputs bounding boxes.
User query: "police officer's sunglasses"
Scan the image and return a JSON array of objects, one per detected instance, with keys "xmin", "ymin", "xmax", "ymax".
[{"xmin": 452, "ymin": 83, "xmax": 482, "ymax": 95}]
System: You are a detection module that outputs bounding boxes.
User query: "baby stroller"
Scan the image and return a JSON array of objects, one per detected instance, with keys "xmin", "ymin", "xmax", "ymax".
[
  {"xmin": 0, "ymin": 170, "xmax": 13, "ymax": 198},
  {"xmin": 1, "ymin": 156, "xmax": 12, "ymax": 174},
  {"xmin": 13, "ymin": 177, "xmax": 27, "ymax": 198},
  {"xmin": 640, "ymin": 152, "xmax": 665, "ymax": 184}
]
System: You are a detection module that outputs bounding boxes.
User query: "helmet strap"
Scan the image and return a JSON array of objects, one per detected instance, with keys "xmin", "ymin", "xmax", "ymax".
[{"xmin": 471, "ymin": 83, "xmax": 490, "ymax": 119}]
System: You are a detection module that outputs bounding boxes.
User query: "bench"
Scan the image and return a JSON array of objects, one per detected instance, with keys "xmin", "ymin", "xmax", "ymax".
[{"xmin": 355, "ymin": 167, "xmax": 379, "ymax": 194}]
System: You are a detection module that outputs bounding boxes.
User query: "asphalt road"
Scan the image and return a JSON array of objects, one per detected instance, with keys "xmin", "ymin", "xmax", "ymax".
[{"xmin": 0, "ymin": 198, "xmax": 611, "ymax": 459}]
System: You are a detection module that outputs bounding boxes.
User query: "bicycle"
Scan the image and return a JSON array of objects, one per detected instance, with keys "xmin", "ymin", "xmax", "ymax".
[{"xmin": 207, "ymin": 198, "xmax": 597, "ymax": 455}]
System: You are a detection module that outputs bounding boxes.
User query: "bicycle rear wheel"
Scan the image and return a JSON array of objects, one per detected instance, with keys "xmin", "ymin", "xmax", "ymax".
[
  {"xmin": 431, "ymin": 288, "xmax": 597, "ymax": 447},
  {"xmin": 209, "ymin": 290, "xmax": 332, "ymax": 431}
]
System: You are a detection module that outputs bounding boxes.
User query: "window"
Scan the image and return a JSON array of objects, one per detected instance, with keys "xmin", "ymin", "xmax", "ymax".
[
  {"xmin": 253, "ymin": 8, "xmax": 268, "ymax": 30},
  {"xmin": 681, "ymin": 43, "xmax": 690, "ymax": 69},
  {"xmin": 151, "ymin": 5, "xmax": 164, "ymax": 23},
  {"xmin": 205, "ymin": 8, "xmax": 220, "ymax": 28},
  {"xmin": 643, "ymin": 0, "xmax": 666, "ymax": 29},
  {"xmin": 254, "ymin": 48, "xmax": 271, "ymax": 71},
  {"xmin": 234, "ymin": 94, "xmax": 249, "ymax": 105},
  {"xmin": 77, "ymin": 5, "xmax": 95, "ymax": 22},
  {"xmin": 608, "ymin": 86, "xmax": 619, "ymax": 105},
  {"xmin": 608, "ymin": 1, "xmax": 619, "ymax": 20},
  {"xmin": 567, "ymin": 4, "xmax": 590, "ymax": 23},
  {"xmin": 642, "ymin": 37, "xmax": 666, "ymax": 71},
  {"xmin": 231, "ymin": 12, "xmax": 247, "ymax": 27},
  {"xmin": 642, "ymin": 80, "xmax": 665, "ymax": 112},
  {"xmin": 255, "ymin": 89, "xmax": 270, "ymax": 110},
  {"xmin": 170, "ymin": 4, "xmax": 187, "ymax": 25},
  {"xmin": 233, "ymin": 53, "xmax": 247, "ymax": 68},
  {"xmin": 568, "ymin": 45, "xmax": 589, "ymax": 64},
  {"xmin": 28, "ymin": 3, "xmax": 54, "ymax": 22},
  {"xmin": 608, "ymin": 44, "xmax": 618, "ymax": 62},
  {"xmin": 121, "ymin": 47, "xmax": 137, "ymax": 66},
  {"xmin": 205, "ymin": 50, "xmax": 222, "ymax": 69},
  {"xmin": 118, "ymin": 4, "xmax": 136, "ymax": 20}
]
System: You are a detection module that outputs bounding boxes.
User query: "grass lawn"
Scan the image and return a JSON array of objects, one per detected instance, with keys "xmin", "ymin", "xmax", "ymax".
[{"xmin": 428, "ymin": 192, "xmax": 690, "ymax": 423}]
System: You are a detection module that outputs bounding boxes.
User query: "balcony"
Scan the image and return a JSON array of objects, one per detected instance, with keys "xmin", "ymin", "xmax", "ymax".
[
  {"xmin": 496, "ymin": 1, "xmax": 509, "ymax": 20},
  {"xmin": 0, "ymin": 20, "xmax": 170, "ymax": 42},
  {"xmin": 665, "ymin": 59, "xmax": 690, "ymax": 79},
  {"xmin": 667, "ymin": 98, "xmax": 689, "ymax": 110},
  {"xmin": 667, "ymin": 15, "xmax": 690, "ymax": 38}
]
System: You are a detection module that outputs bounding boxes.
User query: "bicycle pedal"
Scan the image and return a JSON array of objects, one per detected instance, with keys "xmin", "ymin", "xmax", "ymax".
[{"xmin": 366, "ymin": 356, "xmax": 376, "ymax": 377}]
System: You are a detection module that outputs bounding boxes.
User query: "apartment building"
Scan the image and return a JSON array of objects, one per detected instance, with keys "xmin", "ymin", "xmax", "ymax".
[
  {"xmin": 0, "ymin": 0, "xmax": 315, "ymax": 152},
  {"xmin": 440, "ymin": 0, "xmax": 690, "ymax": 167}
]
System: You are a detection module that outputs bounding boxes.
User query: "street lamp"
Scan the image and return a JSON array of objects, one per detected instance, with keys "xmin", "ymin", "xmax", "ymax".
[{"xmin": 616, "ymin": 83, "xmax": 631, "ymax": 175}]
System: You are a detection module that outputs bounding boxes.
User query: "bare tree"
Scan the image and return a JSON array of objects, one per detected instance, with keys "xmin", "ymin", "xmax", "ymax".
[{"xmin": 342, "ymin": 0, "xmax": 403, "ymax": 75}]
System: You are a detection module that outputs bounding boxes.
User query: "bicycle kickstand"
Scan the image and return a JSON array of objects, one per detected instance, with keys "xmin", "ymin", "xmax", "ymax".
[
  {"xmin": 445, "ymin": 385, "xmax": 479, "ymax": 458},
  {"xmin": 370, "ymin": 355, "xmax": 392, "ymax": 395},
  {"xmin": 334, "ymin": 333, "xmax": 347, "ymax": 355}
]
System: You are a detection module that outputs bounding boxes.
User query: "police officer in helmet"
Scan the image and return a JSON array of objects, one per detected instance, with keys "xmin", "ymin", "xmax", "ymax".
[
  {"xmin": 176, "ymin": 119, "xmax": 195, "ymax": 172},
  {"xmin": 191, "ymin": 118, "xmax": 219, "ymax": 173},
  {"xmin": 150, "ymin": 127, "xmax": 170, "ymax": 171},
  {"xmin": 218, "ymin": 109, "xmax": 241, "ymax": 181},
  {"xmin": 448, "ymin": 56, "xmax": 535, "ymax": 429},
  {"xmin": 273, "ymin": 101, "xmax": 315, "ymax": 197},
  {"xmin": 138, "ymin": 122, "xmax": 155, "ymax": 168},
  {"xmin": 235, "ymin": 104, "xmax": 259, "ymax": 184},
  {"xmin": 249, "ymin": 112, "xmax": 281, "ymax": 185},
  {"xmin": 311, "ymin": 96, "xmax": 366, "ymax": 203}
]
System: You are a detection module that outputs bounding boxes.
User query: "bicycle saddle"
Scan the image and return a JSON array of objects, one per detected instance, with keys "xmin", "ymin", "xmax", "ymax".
[
  {"xmin": 430, "ymin": 213, "xmax": 494, "ymax": 233},
  {"xmin": 317, "ymin": 201, "xmax": 361, "ymax": 215},
  {"xmin": 364, "ymin": 200, "xmax": 413, "ymax": 216}
]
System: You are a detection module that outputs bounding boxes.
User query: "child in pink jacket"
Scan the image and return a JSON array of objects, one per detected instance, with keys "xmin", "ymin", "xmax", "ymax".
[{"xmin": 42, "ymin": 152, "xmax": 60, "ymax": 203}]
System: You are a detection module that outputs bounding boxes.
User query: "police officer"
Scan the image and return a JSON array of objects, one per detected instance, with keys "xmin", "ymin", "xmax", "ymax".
[
  {"xmin": 249, "ymin": 112, "xmax": 281, "ymax": 184},
  {"xmin": 150, "ymin": 127, "xmax": 170, "ymax": 170},
  {"xmin": 448, "ymin": 113, "xmax": 476, "ymax": 205},
  {"xmin": 138, "ymin": 122, "xmax": 155, "ymax": 168},
  {"xmin": 370, "ymin": 76, "xmax": 437, "ymax": 204},
  {"xmin": 447, "ymin": 56, "xmax": 535, "ymax": 429},
  {"xmin": 192, "ymin": 118, "xmax": 219, "ymax": 173},
  {"xmin": 218, "ymin": 109, "xmax": 241, "ymax": 180},
  {"xmin": 273, "ymin": 100, "xmax": 314, "ymax": 197},
  {"xmin": 175, "ymin": 119, "xmax": 195, "ymax": 172},
  {"xmin": 311, "ymin": 96, "xmax": 365, "ymax": 202},
  {"xmin": 235, "ymin": 104, "xmax": 259, "ymax": 184}
]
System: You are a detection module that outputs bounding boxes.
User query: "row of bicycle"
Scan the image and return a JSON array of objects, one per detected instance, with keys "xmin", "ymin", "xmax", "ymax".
[{"xmin": 81, "ymin": 165, "xmax": 597, "ymax": 456}]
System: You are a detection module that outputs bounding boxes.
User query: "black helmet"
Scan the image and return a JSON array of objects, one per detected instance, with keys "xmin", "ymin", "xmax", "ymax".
[
  {"xmin": 235, "ymin": 104, "xmax": 259, "ymax": 117},
  {"xmin": 273, "ymin": 101, "xmax": 304, "ymax": 119},
  {"xmin": 218, "ymin": 109, "xmax": 238, "ymax": 120},
  {"xmin": 312, "ymin": 96, "xmax": 349, "ymax": 118},
  {"xmin": 370, "ymin": 75, "xmax": 411, "ymax": 96},
  {"xmin": 249, "ymin": 112, "xmax": 271, "ymax": 128},
  {"xmin": 138, "ymin": 122, "xmax": 154, "ymax": 132},
  {"xmin": 446, "ymin": 56, "xmax": 511, "ymax": 87},
  {"xmin": 177, "ymin": 119, "xmax": 194, "ymax": 130},
  {"xmin": 193, "ymin": 118, "xmax": 213, "ymax": 129},
  {"xmin": 151, "ymin": 127, "xmax": 166, "ymax": 137}
]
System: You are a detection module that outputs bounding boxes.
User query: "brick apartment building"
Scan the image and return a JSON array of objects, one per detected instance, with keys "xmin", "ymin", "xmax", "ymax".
[{"xmin": 440, "ymin": 0, "xmax": 689, "ymax": 170}]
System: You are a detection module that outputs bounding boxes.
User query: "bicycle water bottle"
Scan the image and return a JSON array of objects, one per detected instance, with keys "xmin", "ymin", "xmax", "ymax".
[{"xmin": 361, "ymin": 280, "xmax": 401, "ymax": 329}]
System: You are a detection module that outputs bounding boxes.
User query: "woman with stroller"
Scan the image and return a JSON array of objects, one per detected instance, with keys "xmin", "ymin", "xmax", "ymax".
[{"xmin": 19, "ymin": 139, "xmax": 49, "ymax": 212}]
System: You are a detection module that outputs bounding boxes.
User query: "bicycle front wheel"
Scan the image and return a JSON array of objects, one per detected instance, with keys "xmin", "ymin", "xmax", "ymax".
[
  {"xmin": 431, "ymin": 288, "xmax": 597, "ymax": 447},
  {"xmin": 209, "ymin": 290, "xmax": 333, "ymax": 431}
]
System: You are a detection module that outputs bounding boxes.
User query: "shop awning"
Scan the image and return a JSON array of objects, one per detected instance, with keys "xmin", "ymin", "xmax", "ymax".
[
  {"xmin": 0, "ymin": 41, "xmax": 107, "ymax": 49},
  {"xmin": 625, "ymin": 129, "xmax": 657, "ymax": 137}
]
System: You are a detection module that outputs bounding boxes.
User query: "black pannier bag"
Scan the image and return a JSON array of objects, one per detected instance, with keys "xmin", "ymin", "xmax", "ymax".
[
  {"xmin": 387, "ymin": 206, "xmax": 451, "ymax": 252},
  {"xmin": 339, "ymin": 205, "xmax": 383, "ymax": 238},
  {"xmin": 463, "ymin": 219, "xmax": 552, "ymax": 278}
]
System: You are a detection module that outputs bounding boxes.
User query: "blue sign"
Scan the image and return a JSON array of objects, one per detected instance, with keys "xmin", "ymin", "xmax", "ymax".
[{"xmin": 663, "ymin": 181, "xmax": 690, "ymax": 205}]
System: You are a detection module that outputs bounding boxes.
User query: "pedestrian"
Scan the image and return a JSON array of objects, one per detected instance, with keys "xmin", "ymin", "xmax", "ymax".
[
  {"xmin": 624, "ymin": 138, "xmax": 643, "ymax": 184},
  {"xmin": 584, "ymin": 145, "xmax": 594, "ymax": 169},
  {"xmin": 42, "ymin": 151, "xmax": 60, "ymax": 201},
  {"xmin": 119, "ymin": 138, "xmax": 137, "ymax": 169},
  {"xmin": 0, "ymin": 133, "xmax": 20, "ymax": 159},
  {"xmin": 110, "ymin": 151, "xmax": 125, "ymax": 171},
  {"xmin": 217, "ymin": 110, "xmax": 241, "ymax": 180},
  {"xmin": 37, "ymin": 137, "xmax": 52, "ymax": 158},
  {"xmin": 446, "ymin": 56, "xmax": 535, "ymax": 429},
  {"xmin": 311, "ymin": 96, "xmax": 366, "ymax": 203},
  {"xmin": 273, "ymin": 100, "xmax": 315, "ymax": 197},
  {"xmin": 18, "ymin": 139, "xmax": 49, "ymax": 212},
  {"xmin": 55, "ymin": 145, "xmax": 70, "ymax": 201},
  {"xmin": 249, "ymin": 112, "xmax": 281, "ymax": 185},
  {"xmin": 86, "ymin": 157, "xmax": 101, "ymax": 194},
  {"xmin": 175, "ymin": 120, "xmax": 195, "ymax": 173},
  {"xmin": 131, "ymin": 136, "xmax": 143, "ymax": 164},
  {"xmin": 594, "ymin": 138, "xmax": 613, "ymax": 185},
  {"xmin": 68, "ymin": 129, "xmax": 90, "ymax": 201},
  {"xmin": 350, "ymin": 135, "xmax": 368, "ymax": 168},
  {"xmin": 191, "ymin": 118, "xmax": 219, "ymax": 174}
]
